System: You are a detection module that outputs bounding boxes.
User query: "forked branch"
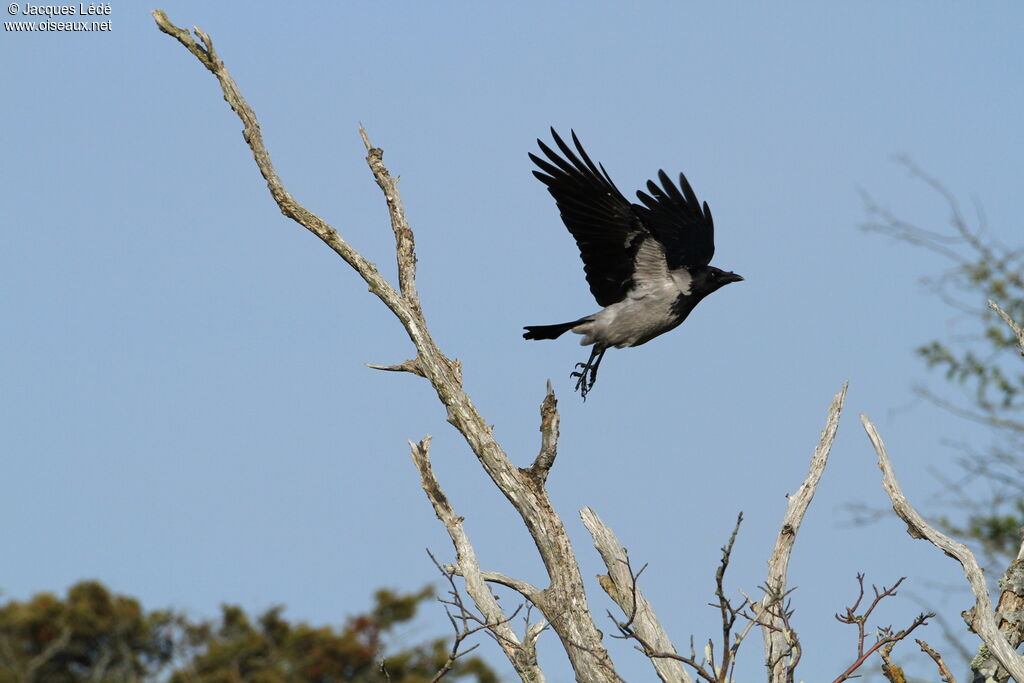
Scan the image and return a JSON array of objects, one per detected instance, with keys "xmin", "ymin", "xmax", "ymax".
[
  {"xmin": 153, "ymin": 11, "xmax": 616, "ymax": 681},
  {"xmin": 831, "ymin": 574, "xmax": 932, "ymax": 682},
  {"xmin": 411, "ymin": 438, "xmax": 544, "ymax": 680}
]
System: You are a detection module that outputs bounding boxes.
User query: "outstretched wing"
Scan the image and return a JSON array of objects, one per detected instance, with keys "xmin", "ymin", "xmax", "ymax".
[
  {"xmin": 633, "ymin": 170, "xmax": 715, "ymax": 269},
  {"xmin": 530, "ymin": 129, "xmax": 649, "ymax": 307}
]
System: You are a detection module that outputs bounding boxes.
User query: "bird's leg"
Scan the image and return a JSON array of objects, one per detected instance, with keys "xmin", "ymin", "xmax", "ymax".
[{"xmin": 570, "ymin": 345, "xmax": 607, "ymax": 399}]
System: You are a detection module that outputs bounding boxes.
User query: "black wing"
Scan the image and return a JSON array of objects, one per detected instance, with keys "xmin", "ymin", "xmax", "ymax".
[
  {"xmin": 530, "ymin": 129, "xmax": 649, "ymax": 307},
  {"xmin": 633, "ymin": 169, "xmax": 715, "ymax": 269}
]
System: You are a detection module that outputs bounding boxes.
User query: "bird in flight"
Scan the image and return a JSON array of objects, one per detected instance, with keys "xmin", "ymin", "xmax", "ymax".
[{"xmin": 524, "ymin": 129, "xmax": 743, "ymax": 399}]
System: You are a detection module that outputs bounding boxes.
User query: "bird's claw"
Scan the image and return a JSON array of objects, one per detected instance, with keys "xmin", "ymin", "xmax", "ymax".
[{"xmin": 570, "ymin": 367, "xmax": 595, "ymax": 400}]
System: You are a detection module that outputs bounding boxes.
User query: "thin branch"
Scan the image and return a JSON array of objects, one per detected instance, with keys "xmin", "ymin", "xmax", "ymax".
[
  {"xmin": 861, "ymin": 415, "xmax": 1024, "ymax": 681},
  {"xmin": 832, "ymin": 612, "xmax": 931, "ymax": 683},
  {"xmin": 990, "ymin": 299, "xmax": 1024, "ymax": 356},
  {"xmin": 441, "ymin": 564, "xmax": 541, "ymax": 603},
  {"xmin": 151, "ymin": 10, "xmax": 408, "ymax": 325},
  {"xmin": 366, "ymin": 358, "xmax": 427, "ymax": 378},
  {"xmin": 831, "ymin": 574, "xmax": 932, "ymax": 682},
  {"xmin": 761, "ymin": 382, "xmax": 848, "ymax": 682},
  {"xmin": 410, "ymin": 438, "xmax": 544, "ymax": 681},
  {"xmin": 915, "ymin": 387, "xmax": 1024, "ymax": 434},
  {"xmin": 427, "ymin": 549, "xmax": 518, "ymax": 683},
  {"xmin": 713, "ymin": 513, "xmax": 745, "ymax": 681},
  {"xmin": 359, "ymin": 125, "xmax": 422, "ymax": 317}
]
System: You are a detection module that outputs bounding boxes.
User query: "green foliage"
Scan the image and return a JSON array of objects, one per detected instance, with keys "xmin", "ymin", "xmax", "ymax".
[
  {"xmin": 0, "ymin": 582, "xmax": 497, "ymax": 683},
  {"xmin": 914, "ymin": 252, "xmax": 1024, "ymax": 412},
  {"xmin": 0, "ymin": 580, "xmax": 180, "ymax": 683}
]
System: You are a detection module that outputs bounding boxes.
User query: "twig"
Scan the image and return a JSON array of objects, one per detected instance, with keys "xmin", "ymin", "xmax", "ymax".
[
  {"xmin": 831, "ymin": 574, "xmax": 932, "ymax": 682},
  {"xmin": 366, "ymin": 358, "xmax": 426, "ymax": 377},
  {"xmin": 427, "ymin": 550, "xmax": 521, "ymax": 683},
  {"xmin": 712, "ymin": 513, "xmax": 748, "ymax": 682},
  {"xmin": 833, "ymin": 617, "xmax": 931, "ymax": 683}
]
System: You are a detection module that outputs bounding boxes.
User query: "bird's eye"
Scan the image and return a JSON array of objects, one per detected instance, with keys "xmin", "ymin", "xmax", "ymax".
[{"xmin": 709, "ymin": 271, "xmax": 718, "ymax": 280}]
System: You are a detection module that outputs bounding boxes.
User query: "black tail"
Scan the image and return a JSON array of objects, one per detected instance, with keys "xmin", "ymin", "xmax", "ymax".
[{"xmin": 523, "ymin": 317, "xmax": 588, "ymax": 340}]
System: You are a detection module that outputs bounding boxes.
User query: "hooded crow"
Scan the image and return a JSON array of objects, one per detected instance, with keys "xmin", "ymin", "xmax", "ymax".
[{"xmin": 524, "ymin": 129, "xmax": 743, "ymax": 399}]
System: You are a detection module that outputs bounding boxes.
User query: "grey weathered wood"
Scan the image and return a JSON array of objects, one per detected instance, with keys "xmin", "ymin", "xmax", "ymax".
[
  {"xmin": 862, "ymin": 415, "xmax": 1024, "ymax": 682},
  {"xmin": 152, "ymin": 12, "xmax": 617, "ymax": 681},
  {"xmin": 581, "ymin": 506, "xmax": 692, "ymax": 683},
  {"xmin": 761, "ymin": 383, "xmax": 847, "ymax": 682},
  {"xmin": 410, "ymin": 437, "xmax": 545, "ymax": 681}
]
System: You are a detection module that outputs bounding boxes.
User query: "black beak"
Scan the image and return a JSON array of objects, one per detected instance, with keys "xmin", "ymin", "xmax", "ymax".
[{"xmin": 724, "ymin": 272, "xmax": 744, "ymax": 284}]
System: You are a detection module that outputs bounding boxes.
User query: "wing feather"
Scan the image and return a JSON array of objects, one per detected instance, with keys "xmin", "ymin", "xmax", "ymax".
[
  {"xmin": 531, "ymin": 129, "xmax": 647, "ymax": 306},
  {"xmin": 634, "ymin": 170, "xmax": 715, "ymax": 268},
  {"xmin": 531, "ymin": 130, "xmax": 716, "ymax": 302}
]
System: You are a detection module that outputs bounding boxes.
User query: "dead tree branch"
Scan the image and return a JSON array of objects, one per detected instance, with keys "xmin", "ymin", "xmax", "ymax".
[
  {"xmin": 528, "ymin": 380, "xmax": 560, "ymax": 484},
  {"xmin": 581, "ymin": 506, "xmax": 692, "ymax": 683},
  {"xmin": 427, "ymin": 549, "xmax": 523, "ymax": 683},
  {"xmin": 861, "ymin": 414, "xmax": 1024, "ymax": 681},
  {"xmin": 831, "ymin": 574, "xmax": 932, "ymax": 682},
  {"xmin": 917, "ymin": 639, "xmax": 958, "ymax": 683},
  {"xmin": 759, "ymin": 383, "xmax": 847, "ymax": 682},
  {"xmin": 412, "ymin": 438, "xmax": 544, "ymax": 679},
  {"xmin": 990, "ymin": 299, "xmax": 1024, "ymax": 356},
  {"xmin": 153, "ymin": 11, "xmax": 617, "ymax": 681}
]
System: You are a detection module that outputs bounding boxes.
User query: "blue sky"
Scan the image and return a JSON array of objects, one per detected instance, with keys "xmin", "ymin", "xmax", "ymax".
[{"xmin": 2, "ymin": 2, "xmax": 1022, "ymax": 681}]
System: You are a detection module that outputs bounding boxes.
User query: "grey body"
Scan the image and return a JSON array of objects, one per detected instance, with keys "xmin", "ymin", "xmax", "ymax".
[{"xmin": 572, "ymin": 240, "xmax": 698, "ymax": 348}]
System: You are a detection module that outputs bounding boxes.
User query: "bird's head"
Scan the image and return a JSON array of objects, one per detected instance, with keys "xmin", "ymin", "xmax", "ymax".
[{"xmin": 695, "ymin": 266, "xmax": 744, "ymax": 296}]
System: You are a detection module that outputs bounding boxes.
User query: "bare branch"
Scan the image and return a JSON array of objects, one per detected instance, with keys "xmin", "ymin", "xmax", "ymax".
[
  {"xmin": 580, "ymin": 507, "xmax": 692, "ymax": 683},
  {"xmin": 152, "ymin": 11, "xmax": 408, "ymax": 326},
  {"xmin": 831, "ymin": 574, "xmax": 932, "ymax": 682},
  {"xmin": 833, "ymin": 610, "xmax": 931, "ymax": 683},
  {"xmin": 528, "ymin": 380, "xmax": 560, "ymax": 482},
  {"xmin": 427, "ymin": 549, "xmax": 521, "ymax": 683},
  {"xmin": 990, "ymin": 299, "xmax": 1024, "ymax": 356},
  {"xmin": 410, "ymin": 437, "xmax": 544, "ymax": 681},
  {"xmin": 712, "ymin": 513, "xmax": 746, "ymax": 681},
  {"xmin": 441, "ymin": 564, "xmax": 542, "ymax": 603},
  {"xmin": 359, "ymin": 125, "xmax": 422, "ymax": 316},
  {"xmin": 154, "ymin": 12, "xmax": 617, "ymax": 680},
  {"xmin": 761, "ymin": 382, "xmax": 847, "ymax": 681},
  {"xmin": 366, "ymin": 358, "xmax": 427, "ymax": 377},
  {"xmin": 878, "ymin": 642, "xmax": 904, "ymax": 683},
  {"xmin": 861, "ymin": 415, "xmax": 1024, "ymax": 681}
]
